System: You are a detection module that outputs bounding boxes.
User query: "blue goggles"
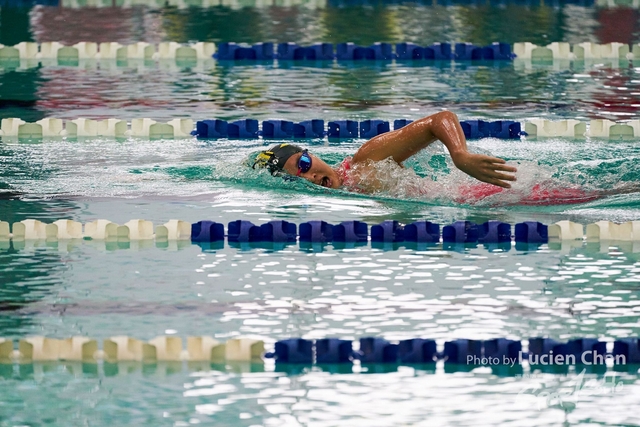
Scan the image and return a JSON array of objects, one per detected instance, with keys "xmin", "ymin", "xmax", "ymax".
[{"xmin": 296, "ymin": 150, "xmax": 312, "ymax": 176}]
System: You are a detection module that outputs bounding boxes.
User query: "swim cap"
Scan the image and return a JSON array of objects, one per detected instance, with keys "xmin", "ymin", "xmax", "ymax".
[{"xmin": 253, "ymin": 143, "xmax": 304, "ymax": 175}]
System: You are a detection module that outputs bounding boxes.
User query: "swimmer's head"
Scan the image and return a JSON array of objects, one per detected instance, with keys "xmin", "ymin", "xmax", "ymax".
[
  {"xmin": 253, "ymin": 143, "xmax": 304, "ymax": 176},
  {"xmin": 253, "ymin": 143, "xmax": 342, "ymax": 189}
]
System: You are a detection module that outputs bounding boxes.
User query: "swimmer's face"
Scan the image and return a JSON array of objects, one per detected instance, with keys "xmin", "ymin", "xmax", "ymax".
[{"xmin": 283, "ymin": 152, "xmax": 342, "ymax": 189}]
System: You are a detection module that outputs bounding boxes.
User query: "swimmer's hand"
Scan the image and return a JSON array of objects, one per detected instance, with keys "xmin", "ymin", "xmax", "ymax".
[{"xmin": 452, "ymin": 152, "xmax": 517, "ymax": 188}]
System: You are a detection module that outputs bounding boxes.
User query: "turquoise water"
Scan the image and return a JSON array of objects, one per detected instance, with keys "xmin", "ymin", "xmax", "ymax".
[{"xmin": 2, "ymin": 2, "xmax": 640, "ymax": 426}]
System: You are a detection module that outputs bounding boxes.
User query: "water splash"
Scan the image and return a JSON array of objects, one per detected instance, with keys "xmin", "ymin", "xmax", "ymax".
[
  {"xmin": 176, "ymin": 142, "xmax": 640, "ymax": 209},
  {"xmin": 3, "ymin": 137, "xmax": 639, "ymax": 210}
]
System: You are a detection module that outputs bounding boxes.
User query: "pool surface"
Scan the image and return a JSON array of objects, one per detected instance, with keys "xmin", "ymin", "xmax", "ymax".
[{"xmin": 1, "ymin": 2, "xmax": 640, "ymax": 426}]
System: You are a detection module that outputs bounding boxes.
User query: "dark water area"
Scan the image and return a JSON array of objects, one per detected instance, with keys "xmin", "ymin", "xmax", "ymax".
[
  {"xmin": 0, "ymin": 1, "xmax": 637, "ymax": 46},
  {"xmin": 0, "ymin": 2, "xmax": 638, "ymax": 122}
]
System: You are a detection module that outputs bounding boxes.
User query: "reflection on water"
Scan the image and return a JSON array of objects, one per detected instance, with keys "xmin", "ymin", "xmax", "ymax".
[
  {"xmin": 0, "ymin": 198, "xmax": 79, "ymax": 335},
  {"xmin": 0, "ymin": 1, "xmax": 639, "ymax": 425},
  {"xmin": 0, "ymin": 2, "xmax": 635, "ymax": 122},
  {"xmin": 0, "ymin": 246, "xmax": 67, "ymax": 335},
  {"xmin": 0, "ymin": 234, "xmax": 639, "ymax": 425},
  {"xmin": 0, "ymin": 363, "xmax": 637, "ymax": 426},
  {"xmin": 0, "ymin": 237, "xmax": 638, "ymax": 339},
  {"xmin": 0, "ymin": 1, "xmax": 636, "ymax": 124},
  {"xmin": 18, "ymin": 2, "xmax": 616, "ymax": 46},
  {"xmin": 2, "ymin": 57, "xmax": 640, "ymax": 121}
]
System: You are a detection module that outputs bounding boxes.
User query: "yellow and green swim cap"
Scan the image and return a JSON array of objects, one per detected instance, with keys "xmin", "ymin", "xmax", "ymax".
[{"xmin": 253, "ymin": 143, "xmax": 304, "ymax": 175}]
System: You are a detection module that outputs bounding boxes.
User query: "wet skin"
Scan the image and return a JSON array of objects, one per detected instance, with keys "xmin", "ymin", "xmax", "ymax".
[
  {"xmin": 282, "ymin": 152, "xmax": 343, "ymax": 189},
  {"xmin": 281, "ymin": 112, "xmax": 517, "ymax": 190}
]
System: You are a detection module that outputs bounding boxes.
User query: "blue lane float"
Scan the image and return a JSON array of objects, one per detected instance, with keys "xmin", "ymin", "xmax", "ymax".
[
  {"xmin": 443, "ymin": 339, "xmax": 482, "ymax": 364},
  {"xmin": 484, "ymin": 338, "xmax": 522, "ymax": 361},
  {"xmin": 299, "ymin": 220, "xmax": 334, "ymax": 243},
  {"xmin": 424, "ymin": 43, "xmax": 454, "ymax": 60},
  {"xmin": 371, "ymin": 220, "xmax": 405, "ymax": 243},
  {"xmin": 332, "ymin": 220, "xmax": 369, "ymax": 243},
  {"xmin": 453, "ymin": 42, "xmax": 516, "ymax": 60},
  {"xmin": 186, "ymin": 220, "xmax": 557, "ymax": 246},
  {"xmin": 317, "ymin": 338, "xmax": 353, "ymax": 364},
  {"xmin": 515, "ymin": 221, "xmax": 548, "ymax": 243},
  {"xmin": 613, "ymin": 338, "xmax": 640, "ymax": 364},
  {"xmin": 442, "ymin": 220, "xmax": 479, "ymax": 243},
  {"xmin": 262, "ymin": 120, "xmax": 294, "ymax": 138},
  {"xmin": 277, "ymin": 43, "xmax": 335, "ymax": 60},
  {"xmin": 193, "ymin": 119, "xmax": 524, "ymax": 140},
  {"xmin": 528, "ymin": 337, "xmax": 561, "ymax": 359},
  {"xmin": 478, "ymin": 221, "xmax": 512, "ymax": 244},
  {"xmin": 191, "ymin": 221, "xmax": 225, "ymax": 242},
  {"xmin": 396, "ymin": 42, "xmax": 426, "ymax": 60},
  {"xmin": 258, "ymin": 220, "xmax": 297, "ymax": 243},
  {"xmin": 227, "ymin": 220, "xmax": 261, "ymax": 242},
  {"xmin": 460, "ymin": 120, "xmax": 524, "ymax": 139},
  {"xmin": 297, "ymin": 220, "xmax": 369, "ymax": 243},
  {"xmin": 273, "ymin": 338, "xmax": 313, "ymax": 364},
  {"xmin": 276, "ymin": 42, "xmax": 300, "ymax": 60},
  {"xmin": 398, "ymin": 339, "xmax": 438, "ymax": 364},
  {"xmin": 227, "ymin": 220, "xmax": 297, "ymax": 243},
  {"xmin": 265, "ymin": 336, "xmax": 632, "ymax": 366},
  {"xmin": 213, "ymin": 42, "xmax": 516, "ymax": 61},
  {"xmin": 560, "ymin": 339, "xmax": 607, "ymax": 365},
  {"xmin": 355, "ymin": 43, "xmax": 394, "ymax": 60},
  {"xmin": 216, "ymin": 42, "xmax": 275, "ymax": 60},
  {"xmin": 194, "ymin": 119, "xmax": 228, "ymax": 138},
  {"xmin": 293, "ymin": 120, "xmax": 325, "ymax": 138},
  {"xmin": 396, "ymin": 42, "xmax": 512, "ymax": 61},
  {"xmin": 403, "ymin": 221, "xmax": 440, "ymax": 243},
  {"xmin": 302, "ymin": 43, "xmax": 336, "ymax": 61},
  {"xmin": 327, "ymin": 120, "xmax": 359, "ymax": 139},
  {"xmin": 336, "ymin": 43, "xmax": 395, "ymax": 60},
  {"xmin": 393, "ymin": 119, "xmax": 413, "ymax": 130},
  {"xmin": 360, "ymin": 120, "xmax": 390, "ymax": 138},
  {"xmin": 359, "ymin": 337, "xmax": 399, "ymax": 363},
  {"xmin": 528, "ymin": 338, "xmax": 607, "ymax": 365},
  {"xmin": 335, "ymin": 42, "xmax": 357, "ymax": 60},
  {"xmin": 455, "ymin": 43, "xmax": 484, "ymax": 60},
  {"xmin": 442, "ymin": 220, "xmax": 514, "ymax": 244},
  {"xmin": 228, "ymin": 119, "xmax": 259, "ymax": 138},
  {"xmin": 193, "ymin": 119, "xmax": 328, "ymax": 139},
  {"xmin": 483, "ymin": 42, "xmax": 517, "ymax": 60}
]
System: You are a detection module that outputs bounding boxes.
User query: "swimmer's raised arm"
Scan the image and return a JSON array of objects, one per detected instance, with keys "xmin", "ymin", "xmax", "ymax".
[{"xmin": 352, "ymin": 111, "xmax": 518, "ymax": 188}]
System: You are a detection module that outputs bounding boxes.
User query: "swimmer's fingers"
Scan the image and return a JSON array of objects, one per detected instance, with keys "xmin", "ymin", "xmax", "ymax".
[
  {"xmin": 488, "ymin": 167, "xmax": 517, "ymax": 182},
  {"xmin": 486, "ymin": 169, "xmax": 518, "ymax": 188},
  {"xmin": 491, "ymin": 162, "xmax": 518, "ymax": 173},
  {"xmin": 476, "ymin": 167, "xmax": 515, "ymax": 189},
  {"xmin": 482, "ymin": 155, "xmax": 518, "ymax": 172},
  {"xmin": 454, "ymin": 153, "xmax": 518, "ymax": 188},
  {"xmin": 477, "ymin": 172, "xmax": 512, "ymax": 188},
  {"xmin": 484, "ymin": 159, "xmax": 518, "ymax": 188},
  {"xmin": 484, "ymin": 176, "xmax": 513, "ymax": 189}
]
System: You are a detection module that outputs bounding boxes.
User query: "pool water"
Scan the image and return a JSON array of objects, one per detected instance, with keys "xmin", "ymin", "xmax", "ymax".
[{"xmin": 1, "ymin": 2, "xmax": 640, "ymax": 426}]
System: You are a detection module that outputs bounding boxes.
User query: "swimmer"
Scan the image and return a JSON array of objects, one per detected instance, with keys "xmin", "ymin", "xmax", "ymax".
[{"xmin": 253, "ymin": 111, "xmax": 517, "ymax": 194}]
